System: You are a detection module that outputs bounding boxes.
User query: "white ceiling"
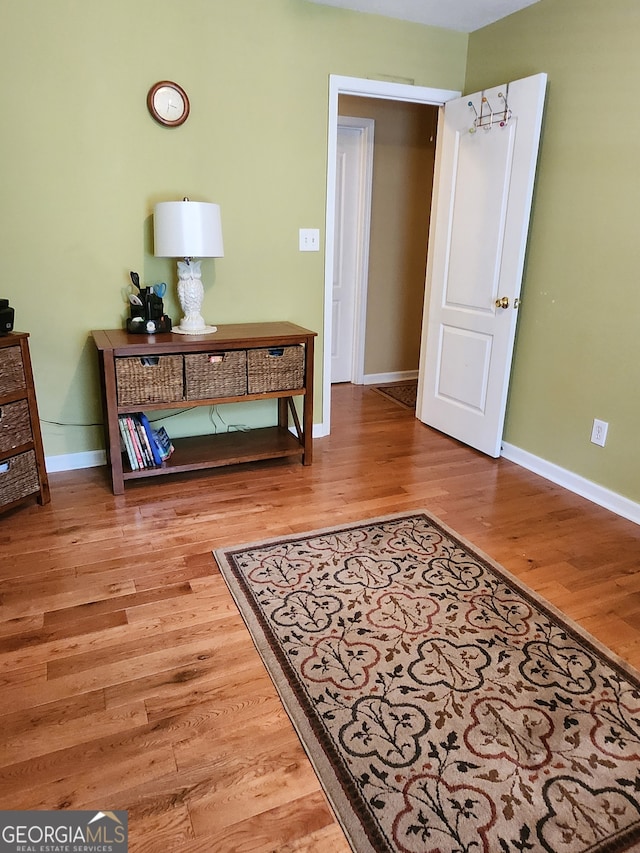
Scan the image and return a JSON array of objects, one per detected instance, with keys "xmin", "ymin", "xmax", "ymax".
[{"xmin": 307, "ymin": 0, "xmax": 541, "ymax": 33}]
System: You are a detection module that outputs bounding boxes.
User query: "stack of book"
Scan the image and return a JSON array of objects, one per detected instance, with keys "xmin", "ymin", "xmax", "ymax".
[{"xmin": 118, "ymin": 413, "xmax": 174, "ymax": 471}]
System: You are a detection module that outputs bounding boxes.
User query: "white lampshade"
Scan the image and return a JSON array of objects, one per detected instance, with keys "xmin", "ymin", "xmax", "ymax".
[{"xmin": 154, "ymin": 200, "xmax": 224, "ymax": 258}]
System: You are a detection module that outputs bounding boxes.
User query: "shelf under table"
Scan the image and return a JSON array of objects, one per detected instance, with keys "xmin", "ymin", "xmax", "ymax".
[{"xmin": 122, "ymin": 426, "xmax": 303, "ymax": 480}]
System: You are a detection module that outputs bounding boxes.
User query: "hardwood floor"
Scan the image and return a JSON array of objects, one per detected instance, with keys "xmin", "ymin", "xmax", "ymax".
[{"xmin": 1, "ymin": 382, "xmax": 639, "ymax": 852}]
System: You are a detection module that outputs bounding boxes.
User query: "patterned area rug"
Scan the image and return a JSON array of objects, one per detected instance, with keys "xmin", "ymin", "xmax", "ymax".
[
  {"xmin": 214, "ymin": 512, "xmax": 640, "ymax": 853},
  {"xmin": 371, "ymin": 381, "xmax": 418, "ymax": 410}
]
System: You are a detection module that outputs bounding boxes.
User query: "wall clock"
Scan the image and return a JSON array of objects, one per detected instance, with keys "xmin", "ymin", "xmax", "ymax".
[{"xmin": 147, "ymin": 81, "xmax": 190, "ymax": 127}]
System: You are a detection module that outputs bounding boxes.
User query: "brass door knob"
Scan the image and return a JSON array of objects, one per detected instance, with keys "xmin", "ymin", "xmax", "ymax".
[{"xmin": 495, "ymin": 296, "xmax": 509, "ymax": 309}]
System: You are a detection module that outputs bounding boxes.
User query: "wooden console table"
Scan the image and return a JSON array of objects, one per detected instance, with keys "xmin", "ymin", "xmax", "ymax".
[{"xmin": 92, "ymin": 322, "xmax": 316, "ymax": 495}]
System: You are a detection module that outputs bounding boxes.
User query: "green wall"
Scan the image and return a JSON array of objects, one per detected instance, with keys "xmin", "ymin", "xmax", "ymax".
[
  {"xmin": 1, "ymin": 0, "xmax": 466, "ymax": 457},
  {"xmin": 467, "ymin": 0, "xmax": 640, "ymax": 502},
  {"xmin": 4, "ymin": 0, "xmax": 637, "ymax": 507}
]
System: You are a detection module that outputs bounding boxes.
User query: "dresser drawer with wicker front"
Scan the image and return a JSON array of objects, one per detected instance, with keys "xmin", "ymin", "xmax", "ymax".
[
  {"xmin": 184, "ymin": 350, "xmax": 247, "ymax": 400},
  {"xmin": 0, "ymin": 450, "xmax": 40, "ymax": 506},
  {"xmin": 115, "ymin": 355, "xmax": 184, "ymax": 406},
  {"xmin": 0, "ymin": 345, "xmax": 26, "ymax": 396},
  {"xmin": 247, "ymin": 345, "xmax": 304, "ymax": 394},
  {"xmin": 0, "ymin": 399, "xmax": 33, "ymax": 453}
]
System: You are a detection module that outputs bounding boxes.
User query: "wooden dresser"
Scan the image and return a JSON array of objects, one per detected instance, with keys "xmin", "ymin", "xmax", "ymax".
[{"xmin": 0, "ymin": 332, "xmax": 50, "ymax": 513}]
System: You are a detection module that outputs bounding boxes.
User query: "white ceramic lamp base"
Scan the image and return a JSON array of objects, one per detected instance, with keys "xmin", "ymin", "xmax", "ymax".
[{"xmin": 175, "ymin": 261, "xmax": 217, "ymax": 336}]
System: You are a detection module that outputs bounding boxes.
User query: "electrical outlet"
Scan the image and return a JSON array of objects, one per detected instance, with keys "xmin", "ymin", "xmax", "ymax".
[
  {"xmin": 299, "ymin": 228, "xmax": 320, "ymax": 252},
  {"xmin": 590, "ymin": 418, "xmax": 608, "ymax": 447}
]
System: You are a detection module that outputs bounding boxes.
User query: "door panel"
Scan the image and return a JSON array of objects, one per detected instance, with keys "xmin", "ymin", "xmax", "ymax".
[
  {"xmin": 446, "ymin": 127, "xmax": 515, "ymax": 311},
  {"xmin": 436, "ymin": 326, "xmax": 492, "ymax": 413},
  {"xmin": 417, "ymin": 73, "xmax": 547, "ymax": 457}
]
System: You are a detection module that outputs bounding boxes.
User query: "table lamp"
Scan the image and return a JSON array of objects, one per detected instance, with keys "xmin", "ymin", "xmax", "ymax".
[{"xmin": 153, "ymin": 198, "xmax": 224, "ymax": 335}]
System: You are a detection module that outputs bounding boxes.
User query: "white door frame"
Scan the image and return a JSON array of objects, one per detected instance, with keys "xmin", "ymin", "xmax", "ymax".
[
  {"xmin": 335, "ymin": 116, "xmax": 375, "ymax": 385},
  {"xmin": 322, "ymin": 75, "xmax": 461, "ymax": 434}
]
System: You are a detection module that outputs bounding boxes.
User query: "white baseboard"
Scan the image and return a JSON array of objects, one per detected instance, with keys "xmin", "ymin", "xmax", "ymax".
[
  {"xmin": 501, "ymin": 442, "xmax": 640, "ymax": 526},
  {"xmin": 363, "ymin": 370, "xmax": 418, "ymax": 386},
  {"xmin": 313, "ymin": 422, "xmax": 330, "ymax": 439},
  {"xmin": 45, "ymin": 450, "xmax": 106, "ymax": 473}
]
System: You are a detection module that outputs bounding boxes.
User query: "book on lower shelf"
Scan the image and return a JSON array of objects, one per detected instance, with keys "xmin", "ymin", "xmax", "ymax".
[
  {"xmin": 138, "ymin": 412, "xmax": 163, "ymax": 466},
  {"xmin": 118, "ymin": 414, "xmax": 173, "ymax": 470},
  {"xmin": 151, "ymin": 425, "xmax": 174, "ymax": 462},
  {"xmin": 118, "ymin": 417, "xmax": 139, "ymax": 471}
]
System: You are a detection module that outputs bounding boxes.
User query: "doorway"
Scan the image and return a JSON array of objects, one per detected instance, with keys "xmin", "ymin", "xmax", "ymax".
[
  {"xmin": 336, "ymin": 96, "xmax": 439, "ymax": 388},
  {"xmin": 322, "ymin": 76, "xmax": 461, "ymax": 433}
]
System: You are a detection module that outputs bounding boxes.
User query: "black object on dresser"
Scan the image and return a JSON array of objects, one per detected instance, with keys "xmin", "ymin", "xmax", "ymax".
[{"xmin": 0, "ymin": 299, "xmax": 15, "ymax": 335}]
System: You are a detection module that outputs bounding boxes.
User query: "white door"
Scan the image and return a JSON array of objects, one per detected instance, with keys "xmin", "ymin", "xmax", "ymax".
[
  {"xmin": 331, "ymin": 119, "xmax": 374, "ymax": 384},
  {"xmin": 417, "ymin": 73, "xmax": 547, "ymax": 457}
]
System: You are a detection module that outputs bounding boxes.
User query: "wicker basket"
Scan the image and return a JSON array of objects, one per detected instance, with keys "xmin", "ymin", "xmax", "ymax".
[
  {"xmin": 184, "ymin": 350, "xmax": 247, "ymax": 400},
  {"xmin": 115, "ymin": 355, "xmax": 184, "ymax": 406},
  {"xmin": 0, "ymin": 450, "xmax": 39, "ymax": 506},
  {"xmin": 0, "ymin": 399, "xmax": 32, "ymax": 454},
  {"xmin": 0, "ymin": 345, "xmax": 26, "ymax": 396},
  {"xmin": 247, "ymin": 345, "xmax": 304, "ymax": 394}
]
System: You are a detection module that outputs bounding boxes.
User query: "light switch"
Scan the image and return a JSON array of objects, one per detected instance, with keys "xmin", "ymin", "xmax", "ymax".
[{"xmin": 299, "ymin": 228, "xmax": 320, "ymax": 252}]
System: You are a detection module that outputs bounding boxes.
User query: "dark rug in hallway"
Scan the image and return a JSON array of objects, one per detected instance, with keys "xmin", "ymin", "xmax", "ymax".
[
  {"xmin": 371, "ymin": 381, "xmax": 417, "ymax": 410},
  {"xmin": 215, "ymin": 511, "xmax": 640, "ymax": 853}
]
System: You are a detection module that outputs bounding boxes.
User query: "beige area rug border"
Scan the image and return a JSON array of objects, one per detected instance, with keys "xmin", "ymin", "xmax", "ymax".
[{"xmin": 213, "ymin": 510, "xmax": 640, "ymax": 853}]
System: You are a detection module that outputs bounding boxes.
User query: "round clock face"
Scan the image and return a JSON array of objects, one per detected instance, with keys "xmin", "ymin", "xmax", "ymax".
[{"xmin": 147, "ymin": 81, "xmax": 190, "ymax": 127}]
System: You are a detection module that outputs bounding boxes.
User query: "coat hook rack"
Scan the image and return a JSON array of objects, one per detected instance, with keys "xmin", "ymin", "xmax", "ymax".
[{"xmin": 468, "ymin": 90, "xmax": 511, "ymax": 133}]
